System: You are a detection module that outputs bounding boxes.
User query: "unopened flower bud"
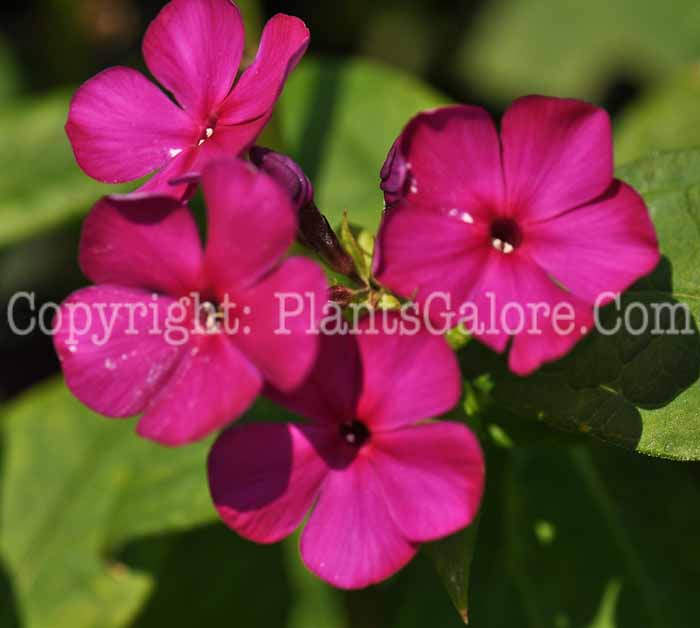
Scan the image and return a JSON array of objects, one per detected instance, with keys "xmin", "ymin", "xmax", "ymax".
[
  {"xmin": 250, "ymin": 146, "xmax": 358, "ymax": 281},
  {"xmin": 380, "ymin": 139, "xmax": 410, "ymax": 210},
  {"xmin": 250, "ymin": 146, "xmax": 314, "ymax": 211}
]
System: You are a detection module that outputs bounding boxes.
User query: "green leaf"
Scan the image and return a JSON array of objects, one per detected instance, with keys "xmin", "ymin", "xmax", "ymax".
[
  {"xmin": 0, "ymin": 378, "xmax": 217, "ymax": 628},
  {"xmin": 278, "ymin": 55, "xmax": 449, "ymax": 232},
  {"xmin": 466, "ymin": 439, "xmax": 700, "ymax": 627},
  {"xmin": 461, "ymin": 149, "xmax": 700, "ymax": 460},
  {"xmin": 0, "ymin": 36, "xmax": 20, "ymax": 106},
  {"xmin": 616, "ymin": 65, "xmax": 700, "ymax": 164},
  {"xmin": 0, "ymin": 90, "xmax": 129, "ymax": 250},
  {"xmin": 455, "ymin": 0, "xmax": 700, "ymax": 102},
  {"xmin": 426, "ymin": 520, "xmax": 480, "ymax": 624}
]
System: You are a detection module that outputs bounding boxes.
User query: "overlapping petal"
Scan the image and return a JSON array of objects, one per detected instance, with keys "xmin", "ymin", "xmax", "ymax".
[
  {"xmin": 464, "ymin": 252, "xmax": 594, "ymax": 374},
  {"xmin": 230, "ymin": 257, "xmax": 327, "ymax": 392},
  {"xmin": 137, "ymin": 333, "xmax": 262, "ymax": 445},
  {"xmin": 265, "ymin": 333, "xmax": 363, "ymax": 426},
  {"xmin": 371, "ymin": 422, "xmax": 484, "ymax": 542},
  {"xmin": 79, "ymin": 195, "xmax": 204, "ymax": 297},
  {"xmin": 374, "ymin": 203, "xmax": 490, "ymax": 321},
  {"xmin": 355, "ymin": 315, "xmax": 461, "ymax": 430},
  {"xmin": 209, "ymin": 423, "xmax": 332, "ymax": 543},
  {"xmin": 218, "ymin": 14, "xmax": 310, "ymax": 125},
  {"xmin": 143, "ymin": 0, "xmax": 244, "ymax": 122},
  {"xmin": 53, "ymin": 286, "xmax": 184, "ymax": 418},
  {"xmin": 65, "ymin": 67, "xmax": 196, "ymax": 183},
  {"xmin": 201, "ymin": 159, "xmax": 296, "ymax": 292}
]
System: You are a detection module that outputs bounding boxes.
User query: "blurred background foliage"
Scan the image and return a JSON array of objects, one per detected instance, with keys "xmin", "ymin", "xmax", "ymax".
[{"xmin": 1, "ymin": 1, "xmax": 700, "ymax": 627}]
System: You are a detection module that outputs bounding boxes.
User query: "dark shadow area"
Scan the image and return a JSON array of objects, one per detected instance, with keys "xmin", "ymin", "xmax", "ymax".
[
  {"xmin": 0, "ymin": 557, "xmax": 21, "ymax": 627},
  {"xmin": 459, "ymin": 256, "xmax": 700, "ymax": 452},
  {"xmin": 0, "ymin": 217, "xmax": 86, "ymax": 400},
  {"xmin": 117, "ymin": 523, "xmax": 292, "ymax": 628}
]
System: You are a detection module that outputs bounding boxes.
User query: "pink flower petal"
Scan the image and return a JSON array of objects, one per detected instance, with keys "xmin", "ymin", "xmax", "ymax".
[
  {"xmin": 374, "ymin": 203, "xmax": 491, "ymax": 322},
  {"xmin": 136, "ymin": 147, "xmax": 199, "ymax": 198},
  {"xmin": 501, "ymin": 96, "xmax": 613, "ymax": 222},
  {"xmin": 229, "ymin": 257, "xmax": 327, "ymax": 392},
  {"xmin": 371, "ymin": 422, "xmax": 484, "ymax": 542},
  {"xmin": 208, "ymin": 423, "xmax": 332, "ymax": 543},
  {"xmin": 53, "ymin": 286, "xmax": 184, "ymax": 417},
  {"xmin": 355, "ymin": 314, "xmax": 461, "ymax": 430},
  {"xmin": 218, "ymin": 14, "xmax": 309, "ymax": 125},
  {"xmin": 79, "ymin": 195, "xmax": 204, "ymax": 297},
  {"xmin": 201, "ymin": 159, "xmax": 296, "ymax": 292},
  {"xmin": 137, "ymin": 333, "xmax": 262, "ymax": 446},
  {"xmin": 465, "ymin": 252, "xmax": 594, "ymax": 375},
  {"xmin": 66, "ymin": 67, "xmax": 196, "ymax": 183},
  {"xmin": 301, "ymin": 455, "xmax": 417, "ymax": 589},
  {"xmin": 265, "ymin": 333, "xmax": 363, "ymax": 426},
  {"xmin": 142, "ymin": 0, "xmax": 244, "ymax": 122},
  {"xmin": 525, "ymin": 180, "xmax": 661, "ymax": 303},
  {"xmin": 385, "ymin": 105, "xmax": 504, "ymax": 216}
]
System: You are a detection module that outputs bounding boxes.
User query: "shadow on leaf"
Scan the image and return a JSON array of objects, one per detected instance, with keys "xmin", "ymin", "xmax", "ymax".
[{"xmin": 460, "ymin": 257, "xmax": 700, "ymax": 457}]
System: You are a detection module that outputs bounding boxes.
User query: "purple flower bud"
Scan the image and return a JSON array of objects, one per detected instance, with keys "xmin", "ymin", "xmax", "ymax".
[
  {"xmin": 250, "ymin": 146, "xmax": 314, "ymax": 211},
  {"xmin": 380, "ymin": 138, "xmax": 411, "ymax": 210}
]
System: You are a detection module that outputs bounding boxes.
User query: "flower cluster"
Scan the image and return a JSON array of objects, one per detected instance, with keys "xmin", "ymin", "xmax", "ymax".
[{"xmin": 55, "ymin": 0, "xmax": 659, "ymax": 590}]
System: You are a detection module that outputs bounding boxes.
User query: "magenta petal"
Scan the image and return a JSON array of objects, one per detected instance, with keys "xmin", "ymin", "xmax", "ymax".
[
  {"xmin": 79, "ymin": 195, "xmax": 204, "ymax": 297},
  {"xmin": 231, "ymin": 257, "xmax": 327, "ymax": 392},
  {"xmin": 137, "ymin": 334, "xmax": 262, "ymax": 446},
  {"xmin": 374, "ymin": 203, "xmax": 491, "ymax": 321},
  {"xmin": 371, "ymin": 422, "xmax": 484, "ymax": 542},
  {"xmin": 355, "ymin": 314, "xmax": 461, "ymax": 430},
  {"xmin": 301, "ymin": 456, "xmax": 417, "ymax": 589},
  {"xmin": 218, "ymin": 14, "xmax": 309, "ymax": 125},
  {"xmin": 201, "ymin": 159, "xmax": 296, "ymax": 291},
  {"xmin": 467, "ymin": 252, "xmax": 594, "ymax": 374},
  {"xmin": 53, "ymin": 286, "xmax": 184, "ymax": 417},
  {"xmin": 143, "ymin": 0, "xmax": 244, "ymax": 122},
  {"xmin": 66, "ymin": 67, "xmax": 196, "ymax": 183},
  {"xmin": 209, "ymin": 423, "xmax": 331, "ymax": 543},
  {"xmin": 266, "ymin": 333, "xmax": 363, "ymax": 426},
  {"xmin": 389, "ymin": 105, "xmax": 504, "ymax": 214},
  {"xmin": 526, "ymin": 181, "xmax": 661, "ymax": 303},
  {"xmin": 136, "ymin": 147, "xmax": 200, "ymax": 198},
  {"xmin": 501, "ymin": 96, "xmax": 613, "ymax": 221}
]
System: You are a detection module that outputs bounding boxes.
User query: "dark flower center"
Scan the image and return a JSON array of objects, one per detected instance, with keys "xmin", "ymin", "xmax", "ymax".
[
  {"xmin": 340, "ymin": 420, "xmax": 371, "ymax": 448},
  {"xmin": 490, "ymin": 218, "xmax": 523, "ymax": 253}
]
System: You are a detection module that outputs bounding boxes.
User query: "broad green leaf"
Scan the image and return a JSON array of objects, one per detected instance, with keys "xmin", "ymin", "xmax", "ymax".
[
  {"xmin": 0, "ymin": 378, "xmax": 217, "ymax": 628},
  {"xmin": 0, "ymin": 90, "xmax": 128, "ymax": 250},
  {"xmin": 460, "ymin": 149, "xmax": 700, "ymax": 459},
  {"xmin": 455, "ymin": 0, "xmax": 700, "ymax": 102},
  {"xmin": 118, "ymin": 524, "xmax": 294, "ymax": 628},
  {"xmin": 278, "ymin": 56, "xmax": 448, "ymax": 232},
  {"xmin": 615, "ymin": 65, "xmax": 700, "ymax": 164},
  {"xmin": 483, "ymin": 441, "xmax": 700, "ymax": 627}
]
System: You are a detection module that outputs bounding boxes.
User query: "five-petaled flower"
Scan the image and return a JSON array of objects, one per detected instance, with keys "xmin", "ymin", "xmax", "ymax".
[
  {"xmin": 66, "ymin": 0, "xmax": 309, "ymax": 198},
  {"xmin": 374, "ymin": 96, "xmax": 661, "ymax": 375},
  {"xmin": 53, "ymin": 159, "xmax": 327, "ymax": 446},
  {"xmin": 208, "ymin": 317, "xmax": 484, "ymax": 589}
]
